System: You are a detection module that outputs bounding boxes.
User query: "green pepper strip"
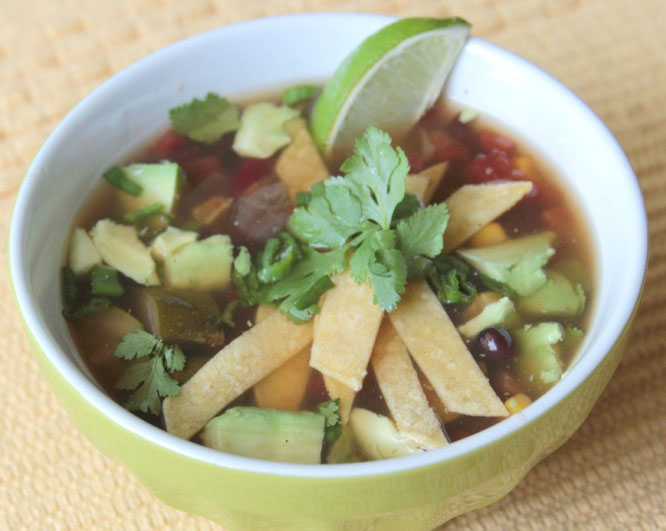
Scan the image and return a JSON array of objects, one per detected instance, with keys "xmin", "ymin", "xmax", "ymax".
[
  {"xmin": 91, "ymin": 264, "xmax": 125, "ymax": 297},
  {"xmin": 292, "ymin": 275, "xmax": 334, "ymax": 311},
  {"xmin": 123, "ymin": 202, "xmax": 164, "ymax": 224},
  {"xmin": 62, "ymin": 297, "xmax": 111, "ymax": 321},
  {"xmin": 257, "ymin": 235, "xmax": 301, "ymax": 284}
]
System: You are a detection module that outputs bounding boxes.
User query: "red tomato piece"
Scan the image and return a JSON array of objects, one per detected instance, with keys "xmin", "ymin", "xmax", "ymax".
[
  {"xmin": 479, "ymin": 129, "xmax": 516, "ymax": 153},
  {"xmin": 447, "ymin": 115, "xmax": 480, "ymax": 152},
  {"xmin": 427, "ymin": 129, "xmax": 471, "ymax": 163},
  {"xmin": 233, "ymin": 157, "xmax": 276, "ymax": 197},
  {"xmin": 465, "ymin": 148, "xmax": 520, "ymax": 184},
  {"xmin": 181, "ymin": 155, "xmax": 222, "ymax": 182},
  {"xmin": 150, "ymin": 129, "xmax": 188, "ymax": 159}
]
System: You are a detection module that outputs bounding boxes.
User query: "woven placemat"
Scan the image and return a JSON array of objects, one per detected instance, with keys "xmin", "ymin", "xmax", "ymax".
[{"xmin": 1, "ymin": 0, "xmax": 664, "ymax": 528}]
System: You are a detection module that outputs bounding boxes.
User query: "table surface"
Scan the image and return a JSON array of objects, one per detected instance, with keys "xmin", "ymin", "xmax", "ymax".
[{"xmin": 1, "ymin": 0, "xmax": 665, "ymax": 528}]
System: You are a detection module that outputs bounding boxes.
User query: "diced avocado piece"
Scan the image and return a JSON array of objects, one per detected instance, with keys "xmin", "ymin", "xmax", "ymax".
[
  {"xmin": 326, "ymin": 426, "xmax": 362, "ymax": 464},
  {"xmin": 90, "ymin": 219, "xmax": 159, "ymax": 286},
  {"xmin": 232, "ymin": 103, "xmax": 299, "ymax": 158},
  {"xmin": 515, "ymin": 322, "xmax": 564, "ymax": 395},
  {"xmin": 164, "ymin": 234, "xmax": 233, "ymax": 290},
  {"xmin": 349, "ymin": 408, "xmax": 420, "ymax": 461},
  {"xmin": 457, "ymin": 296, "xmax": 516, "ymax": 338},
  {"xmin": 556, "ymin": 259, "xmax": 593, "ymax": 293},
  {"xmin": 458, "ymin": 232, "xmax": 556, "ymax": 296},
  {"xmin": 133, "ymin": 287, "xmax": 224, "ymax": 346},
  {"xmin": 201, "ymin": 407, "xmax": 325, "ymax": 464},
  {"xmin": 150, "ymin": 226, "xmax": 198, "ymax": 260},
  {"xmin": 68, "ymin": 228, "xmax": 102, "ymax": 275},
  {"xmin": 517, "ymin": 271, "xmax": 586, "ymax": 318},
  {"xmin": 116, "ymin": 162, "xmax": 182, "ymax": 215}
]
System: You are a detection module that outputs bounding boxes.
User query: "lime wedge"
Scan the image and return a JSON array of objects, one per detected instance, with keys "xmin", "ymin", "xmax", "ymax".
[{"xmin": 310, "ymin": 17, "xmax": 470, "ymax": 160}]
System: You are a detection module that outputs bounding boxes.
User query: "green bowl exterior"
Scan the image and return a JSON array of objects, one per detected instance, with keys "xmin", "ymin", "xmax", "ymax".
[{"xmin": 18, "ymin": 304, "xmax": 633, "ymax": 530}]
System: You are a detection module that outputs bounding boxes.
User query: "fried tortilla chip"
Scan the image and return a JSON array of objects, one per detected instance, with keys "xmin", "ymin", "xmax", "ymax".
[
  {"xmin": 163, "ymin": 311, "xmax": 314, "ymax": 439},
  {"xmin": 406, "ymin": 162, "xmax": 448, "ymax": 205},
  {"xmin": 276, "ymin": 118, "xmax": 330, "ymax": 200},
  {"xmin": 252, "ymin": 305, "xmax": 312, "ymax": 411},
  {"xmin": 371, "ymin": 319, "xmax": 447, "ymax": 449},
  {"xmin": 388, "ymin": 280, "xmax": 508, "ymax": 417},
  {"xmin": 309, "ymin": 271, "xmax": 383, "ymax": 392},
  {"xmin": 323, "ymin": 375, "xmax": 356, "ymax": 423},
  {"xmin": 444, "ymin": 181, "xmax": 532, "ymax": 250}
]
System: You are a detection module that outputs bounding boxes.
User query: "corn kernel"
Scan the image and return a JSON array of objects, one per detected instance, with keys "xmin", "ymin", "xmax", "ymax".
[
  {"xmin": 468, "ymin": 222, "xmax": 508, "ymax": 248},
  {"xmin": 462, "ymin": 291, "xmax": 501, "ymax": 322},
  {"xmin": 514, "ymin": 156, "xmax": 536, "ymax": 180},
  {"xmin": 504, "ymin": 393, "xmax": 532, "ymax": 415}
]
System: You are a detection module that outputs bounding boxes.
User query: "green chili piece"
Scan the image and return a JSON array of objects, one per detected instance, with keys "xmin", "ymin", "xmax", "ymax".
[
  {"xmin": 292, "ymin": 275, "xmax": 334, "ymax": 311},
  {"xmin": 103, "ymin": 166, "xmax": 143, "ymax": 196},
  {"xmin": 91, "ymin": 265, "xmax": 124, "ymax": 297}
]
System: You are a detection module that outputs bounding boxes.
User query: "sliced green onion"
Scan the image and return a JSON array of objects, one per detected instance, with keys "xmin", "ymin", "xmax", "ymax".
[
  {"xmin": 90, "ymin": 265, "xmax": 124, "ymax": 297},
  {"xmin": 292, "ymin": 275, "xmax": 334, "ymax": 311},
  {"xmin": 62, "ymin": 266, "xmax": 79, "ymax": 305},
  {"xmin": 218, "ymin": 299, "xmax": 243, "ymax": 328},
  {"xmin": 103, "ymin": 166, "xmax": 142, "ymax": 196},
  {"xmin": 282, "ymin": 84, "xmax": 317, "ymax": 106},
  {"xmin": 62, "ymin": 297, "xmax": 111, "ymax": 321},
  {"xmin": 123, "ymin": 202, "xmax": 164, "ymax": 224}
]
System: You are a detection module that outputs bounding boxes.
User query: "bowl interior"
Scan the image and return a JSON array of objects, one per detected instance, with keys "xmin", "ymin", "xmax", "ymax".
[{"xmin": 10, "ymin": 13, "xmax": 647, "ymax": 477}]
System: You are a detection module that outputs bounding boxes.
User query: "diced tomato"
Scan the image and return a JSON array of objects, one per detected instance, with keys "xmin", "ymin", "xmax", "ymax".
[
  {"xmin": 427, "ymin": 129, "xmax": 471, "ymax": 163},
  {"xmin": 150, "ymin": 130, "xmax": 187, "ymax": 159},
  {"xmin": 479, "ymin": 129, "xmax": 516, "ymax": 154},
  {"xmin": 181, "ymin": 155, "xmax": 222, "ymax": 182},
  {"xmin": 233, "ymin": 157, "xmax": 276, "ymax": 197},
  {"xmin": 465, "ymin": 148, "xmax": 522, "ymax": 184}
]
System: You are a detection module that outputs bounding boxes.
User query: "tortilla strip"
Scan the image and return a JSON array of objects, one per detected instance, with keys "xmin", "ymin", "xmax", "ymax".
[
  {"xmin": 405, "ymin": 162, "xmax": 448, "ymax": 205},
  {"xmin": 388, "ymin": 280, "xmax": 508, "ymax": 417},
  {"xmin": 444, "ymin": 181, "xmax": 532, "ymax": 250},
  {"xmin": 371, "ymin": 319, "xmax": 448, "ymax": 449},
  {"xmin": 252, "ymin": 305, "xmax": 312, "ymax": 411},
  {"xmin": 163, "ymin": 312, "xmax": 314, "ymax": 439},
  {"xmin": 323, "ymin": 375, "xmax": 356, "ymax": 423},
  {"xmin": 276, "ymin": 118, "xmax": 330, "ymax": 200},
  {"xmin": 309, "ymin": 271, "xmax": 383, "ymax": 391}
]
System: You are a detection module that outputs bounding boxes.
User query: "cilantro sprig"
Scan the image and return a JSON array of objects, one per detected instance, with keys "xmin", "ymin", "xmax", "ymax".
[
  {"xmin": 233, "ymin": 126, "xmax": 451, "ymax": 318},
  {"xmin": 317, "ymin": 398, "xmax": 342, "ymax": 444},
  {"xmin": 169, "ymin": 93, "xmax": 240, "ymax": 144},
  {"xmin": 113, "ymin": 329, "xmax": 186, "ymax": 415}
]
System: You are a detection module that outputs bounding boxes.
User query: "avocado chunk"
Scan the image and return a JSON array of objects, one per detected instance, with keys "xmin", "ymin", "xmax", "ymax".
[
  {"xmin": 515, "ymin": 322, "xmax": 564, "ymax": 395},
  {"xmin": 116, "ymin": 162, "xmax": 182, "ymax": 215},
  {"xmin": 90, "ymin": 219, "xmax": 159, "ymax": 286},
  {"xmin": 517, "ymin": 271, "xmax": 586, "ymax": 318},
  {"xmin": 326, "ymin": 426, "xmax": 362, "ymax": 464},
  {"xmin": 232, "ymin": 103, "xmax": 299, "ymax": 158},
  {"xmin": 164, "ymin": 234, "xmax": 233, "ymax": 290},
  {"xmin": 457, "ymin": 296, "xmax": 516, "ymax": 338},
  {"xmin": 133, "ymin": 287, "xmax": 224, "ymax": 346},
  {"xmin": 150, "ymin": 226, "xmax": 198, "ymax": 260},
  {"xmin": 68, "ymin": 228, "xmax": 102, "ymax": 275},
  {"xmin": 201, "ymin": 407, "xmax": 325, "ymax": 464},
  {"xmin": 349, "ymin": 408, "xmax": 420, "ymax": 461},
  {"xmin": 457, "ymin": 232, "xmax": 556, "ymax": 296}
]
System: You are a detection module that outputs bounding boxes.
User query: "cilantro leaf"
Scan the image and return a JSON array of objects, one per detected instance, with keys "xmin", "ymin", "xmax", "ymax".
[
  {"xmin": 368, "ymin": 248, "xmax": 407, "ymax": 312},
  {"xmin": 427, "ymin": 255, "xmax": 478, "ymax": 304},
  {"xmin": 113, "ymin": 328, "xmax": 156, "ymax": 360},
  {"xmin": 397, "ymin": 203, "xmax": 449, "ymax": 277},
  {"xmin": 340, "ymin": 126, "xmax": 409, "ymax": 230},
  {"xmin": 113, "ymin": 329, "xmax": 186, "ymax": 415},
  {"xmin": 169, "ymin": 93, "xmax": 240, "ymax": 144},
  {"xmin": 317, "ymin": 398, "xmax": 342, "ymax": 444}
]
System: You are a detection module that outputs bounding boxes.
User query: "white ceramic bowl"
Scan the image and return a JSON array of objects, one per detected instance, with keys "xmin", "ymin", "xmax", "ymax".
[{"xmin": 10, "ymin": 13, "xmax": 647, "ymax": 529}]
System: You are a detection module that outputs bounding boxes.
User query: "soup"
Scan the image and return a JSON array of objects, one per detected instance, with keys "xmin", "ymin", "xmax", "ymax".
[{"xmin": 61, "ymin": 85, "xmax": 594, "ymax": 464}]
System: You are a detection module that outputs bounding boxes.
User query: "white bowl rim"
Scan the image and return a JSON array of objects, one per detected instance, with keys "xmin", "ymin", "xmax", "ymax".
[{"xmin": 9, "ymin": 12, "xmax": 648, "ymax": 479}]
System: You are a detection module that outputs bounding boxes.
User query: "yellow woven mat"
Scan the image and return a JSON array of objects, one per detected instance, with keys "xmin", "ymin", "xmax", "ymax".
[{"xmin": 2, "ymin": 0, "xmax": 665, "ymax": 528}]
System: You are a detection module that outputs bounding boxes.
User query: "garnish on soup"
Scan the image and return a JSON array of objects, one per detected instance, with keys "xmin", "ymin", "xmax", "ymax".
[{"xmin": 61, "ymin": 17, "xmax": 593, "ymax": 464}]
